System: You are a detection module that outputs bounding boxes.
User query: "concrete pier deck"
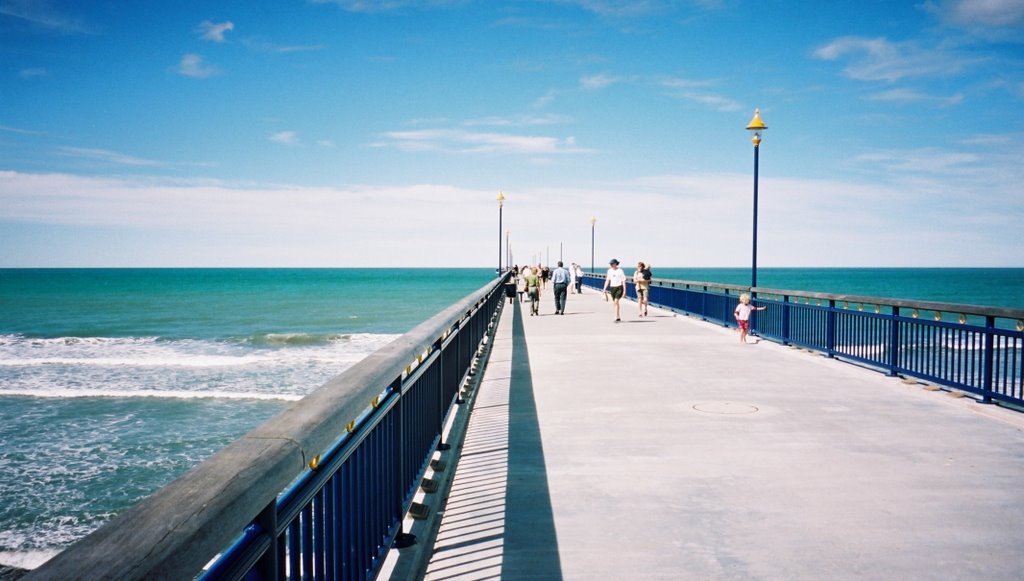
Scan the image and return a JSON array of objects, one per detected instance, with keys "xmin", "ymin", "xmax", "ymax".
[{"xmin": 387, "ymin": 287, "xmax": 1024, "ymax": 580}]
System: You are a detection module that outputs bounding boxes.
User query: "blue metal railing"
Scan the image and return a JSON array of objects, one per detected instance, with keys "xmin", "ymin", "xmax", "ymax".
[
  {"xmin": 583, "ymin": 274, "xmax": 1024, "ymax": 407},
  {"xmin": 27, "ymin": 274, "xmax": 510, "ymax": 581}
]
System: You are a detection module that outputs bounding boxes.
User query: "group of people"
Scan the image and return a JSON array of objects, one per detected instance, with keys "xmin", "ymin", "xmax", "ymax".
[
  {"xmin": 508, "ymin": 262, "xmax": 583, "ymax": 316},
  {"xmin": 600, "ymin": 259, "xmax": 652, "ymax": 322},
  {"xmin": 599, "ymin": 258, "xmax": 767, "ymax": 342},
  {"xmin": 511, "ymin": 259, "xmax": 766, "ymax": 342}
]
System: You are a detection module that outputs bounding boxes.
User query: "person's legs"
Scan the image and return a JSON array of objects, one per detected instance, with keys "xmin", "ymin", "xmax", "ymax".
[{"xmin": 555, "ymin": 283, "xmax": 567, "ymax": 313}]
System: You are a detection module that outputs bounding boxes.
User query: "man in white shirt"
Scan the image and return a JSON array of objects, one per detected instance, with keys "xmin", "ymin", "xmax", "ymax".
[{"xmin": 602, "ymin": 258, "xmax": 627, "ymax": 322}]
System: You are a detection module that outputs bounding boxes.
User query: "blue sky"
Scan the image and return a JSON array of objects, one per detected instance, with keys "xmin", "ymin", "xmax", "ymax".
[{"xmin": 1, "ymin": 0, "xmax": 1022, "ymax": 268}]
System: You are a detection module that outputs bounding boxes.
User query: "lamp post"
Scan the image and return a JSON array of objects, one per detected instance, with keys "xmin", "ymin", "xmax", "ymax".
[
  {"xmin": 506, "ymin": 229, "xmax": 511, "ymax": 269},
  {"xmin": 496, "ymin": 191, "xmax": 505, "ymax": 274},
  {"xmin": 590, "ymin": 216, "xmax": 597, "ymax": 273},
  {"xmin": 746, "ymin": 109, "xmax": 767, "ymax": 289}
]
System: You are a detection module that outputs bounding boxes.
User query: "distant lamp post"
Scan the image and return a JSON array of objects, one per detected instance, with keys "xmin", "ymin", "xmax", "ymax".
[
  {"xmin": 590, "ymin": 216, "xmax": 597, "ymax": 273},
  {"xmin": 746, "ymin": 109, "xmax": 767, "ymax": 289},
  {"xmin": 506, "ymin": 229, "xmax": 511, "ymax": 269},
  {"xmin": 496, "ymin": 191, "xmax": 505, "ymax": 273}
]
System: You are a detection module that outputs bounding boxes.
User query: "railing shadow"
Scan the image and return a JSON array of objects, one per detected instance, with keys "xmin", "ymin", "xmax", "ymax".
[
  {"xmin": 501, "ymin": 301, "xmax": 563, "ymax": 579},
  {"xmin": 423, "ymin": 301, "xmax": 563, "ymax": 580}
]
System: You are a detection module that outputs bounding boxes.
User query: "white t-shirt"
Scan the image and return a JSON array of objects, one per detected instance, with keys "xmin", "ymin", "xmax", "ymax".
[
  {"xmin": 606, "ymin": 267, "xmax": 627, "ymax": 288},
  {"xmin": 734, "ymin": 303, "xmax": 754, "ymax": 321}
]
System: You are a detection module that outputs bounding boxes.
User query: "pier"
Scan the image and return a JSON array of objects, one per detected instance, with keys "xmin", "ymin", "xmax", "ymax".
[
  {"xmin": 26, "ymin": 276, "xmax": 1024, "ymax": 580},
  {"xmin": 383, "ymin": 288, "xmax": 1024, "ymax": 580}
]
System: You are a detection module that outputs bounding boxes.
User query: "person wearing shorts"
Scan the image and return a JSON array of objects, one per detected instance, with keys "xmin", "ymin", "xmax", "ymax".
[
  {"xmin": 633, "ymin": 261, "xmax": 651, "ymax": 317},
  {"xmin": 602, "ymin": 258, "xmax": 627, "ymax": 322},
  {"xmin": 734, "ymin": 293, "xmax": 766, "ymax": 343}
]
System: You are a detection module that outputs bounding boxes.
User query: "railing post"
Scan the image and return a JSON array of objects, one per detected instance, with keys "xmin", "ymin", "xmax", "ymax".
[
  {"xmin": 393, "ymin": 376, "xmax": 416, "ymax": 549},
  {"xmin": 826, "ymin": 299, "xmax": 836, "ymax": 358},
  {"xmin": 981, "ymin": 315, "xmax": 995, "ymax": 404},
  {"xmin": 888, "ymin": 307, "xmax": 900, "ymax": 376},
  {"xmin": 254, "ymin": 501, "xmax": 279, "ymax": 580},
  {"xmin": 781, "ymin": 295, "xmax": 791, "ymax": 345},
  {"xmin": 701, "ymin": 285, "xmax": 708, "ymax": 321}
]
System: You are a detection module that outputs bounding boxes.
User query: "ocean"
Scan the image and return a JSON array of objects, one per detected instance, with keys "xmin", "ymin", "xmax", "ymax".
[{"xmin": 1, "ymin": 267, "xmax": 1022, "ymax": 571}]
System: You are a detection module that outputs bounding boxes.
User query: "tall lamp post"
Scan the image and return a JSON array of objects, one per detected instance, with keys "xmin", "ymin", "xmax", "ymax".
[
  {"xmin": 496, "ymin": 191, "xmax": 505, "ymax": 273},
  {"xmin": 746, "ymin": 109, "xmax": 767, "ymax": 289},
  {"xmin": 506, "ymin": 229, "xmax": 511, "ymax": 269},
  {"xmin": 590, "ymin": 216, "xmax": 597, "ymax": 273}
]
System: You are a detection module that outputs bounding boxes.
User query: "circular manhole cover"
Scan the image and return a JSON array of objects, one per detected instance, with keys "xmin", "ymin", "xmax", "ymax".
[{"xmin": 692, "ymin": 401, "xmax": 759, "ymax": 415}]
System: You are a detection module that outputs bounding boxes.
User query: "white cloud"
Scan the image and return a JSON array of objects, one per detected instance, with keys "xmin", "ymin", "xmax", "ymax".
[
  {"xmin": 928, "ymin": 0, "xmax": 1024, "ymax": 28},
  {"xmin": 464, "ymin": 113, "xmax": 573, "ymax": 127},
  {"xmin": 1, "ymin": 124, "xmax": 44, "ymax": 135},
  {"xmin": 18, "ymin": 68, "xmax": 48, "ymax": 78},
  {"xmin": 196, "ymin": 20, "xmax": 235, "ymax": 42},
  {"xmin": 175, "ymin": 54, "xmax": 220, "ymax": 78},
  {"xmin": 580, "ymin": 73, "xmax": 622, "ymax": 90},
  {"xmin": 377, "ymin": 128, "xmax": 589, "ymax": 154},
  {"xmin": 57, "ymin": 147, "xmax": 161, "ymax": 167},
  {"xmin": 546, "ymin": 0, "xmax": 686, "ymax": 18},
  {"xmin": 533, "ymin": 89, "xmax": 560, "ymax": 109},
  {"xmin": 0, "ymin": 0, "xmax": 95, "ymax": 34},
  {"xmin": 660, "ymin": 77, "xmax": 741, "ymax": 112},
  {"xmin": 0, "ymin": 161, "xmax": 1020, "ymax": 267},
  {"xmin": 867, "ymin": 88, "xmax": 965, "ymax": 106},
  {"xmin": 813, "ymin": 36, "xmax": 980, "ymax": 82},
  {"xmin": 242, "ymin": 39, "xmax": 326, "ymax": 53},
  {"xmin": 269, "ymin": 131, "xmax": 299, "ymax": 145},
  {"xmin": 308, "ymin": 0, "xmax": 465, "ymax": 12}
]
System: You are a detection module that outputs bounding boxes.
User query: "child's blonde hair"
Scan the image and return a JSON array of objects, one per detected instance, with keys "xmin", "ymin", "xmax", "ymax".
[{"xmin": 740, "ymin": 293, "xmax": 751, "ymax": 304}]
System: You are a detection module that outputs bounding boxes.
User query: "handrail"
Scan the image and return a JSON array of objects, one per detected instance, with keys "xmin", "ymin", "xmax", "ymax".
[
  {"xmin": 581, "ymin": 273, "xmax": 1024, "ymax": 320},
  {"xmin": 27, "ymin": 273, "xmax": 511, "ymax": 580},
  {"xmin": 581, "ymin": 273, "xmax": 1024, "ymax": 407}
]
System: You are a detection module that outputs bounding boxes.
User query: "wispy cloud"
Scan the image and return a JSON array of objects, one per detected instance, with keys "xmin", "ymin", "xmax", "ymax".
[
  {"xmin": 813, "ymin": 36, "xmax": 981, "ymax": 82},
  {"xmin": 175, "ymin": 54, "xmax": 220, "ymax": 78},
  {"xmin": 18, "ymin": 68, "xmax": 48, "ymax": 78},
  {"xmin": 242, "ymin": 38, "xmax": 326, "ymax": 53},
  {"xmin": 546, "ymin": 0, "xmax": 691, "ymax": 18},
  {"xmin": 307, "ymin": 0, "xmax": 465, "ymax": 12},
  {"xmin": 0, "ymin": 0, "xmax": 95, "ymax": 34},
  {"xmin": 1, "ymin": 124, "xmax": 44, "ymax": 135},
  {"xmin": 926, "ymin": 0, "xmax": 1024, "ymax": 28},
  {"xmin": 660, "ymin": 77, "xmax": 741, "ymax": 112},
  {"xmin": 57, "ymin": 147, "xmax": 161, "ymax": 167},
  {"xmin": 376, "ymin": 128, "xmax": 587, "ymax": 154},
  {"xmin": 196, "ymin": 20, "xmax": 234, "ymax": 42},
  {"xmin": 866, "ymin": 88, "xmax": 965, "ymax": 106},
  {"xmin": 269, "ymin": 131, "xmax": 299, "ymax": 145},
  {"xmin": 464, "ymin": 113, "xmax": 573, "ymax": 127},
  {"xmin": 580, "ymin": 73, "xmax": 624, "ymax": 90}
]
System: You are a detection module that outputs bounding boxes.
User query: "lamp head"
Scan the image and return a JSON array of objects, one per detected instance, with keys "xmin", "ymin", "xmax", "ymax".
[
  {"xmin": 590, "ymin": 216, "xmax": 597, "ymax": 226},
  {"xmin": 497, "ymin": 191, "xmax": 505, "ymax": 205},
  {"xmin": 746, "ymin": 108, "xmax": 767, "ymax": 146}
]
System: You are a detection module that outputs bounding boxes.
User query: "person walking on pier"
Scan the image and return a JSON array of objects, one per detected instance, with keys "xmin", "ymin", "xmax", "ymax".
[
  {"xmin": 633, "ymin": 261, "xmax": 652, "ymax": 317},
  {"xmin": 516, "ymin": 269, "xmax": 527, "ymax": 302},
  {"xmin": 602, "ymin": 258, "xmax": 627, "ymax": 322},
  {"xmin": 573, "ymin": 262, "xmax": 584, "ymax": 294},
  {"xmin": 551, "ymin": 261, "xmax": 570, "ymax": 315},
  {"xmin": 525, "ymin": 267, "xmax": 540, "ymax": 316},
  {"xmin": 734, "ymin": 293, "xmax": 767, "ymax": 343}
]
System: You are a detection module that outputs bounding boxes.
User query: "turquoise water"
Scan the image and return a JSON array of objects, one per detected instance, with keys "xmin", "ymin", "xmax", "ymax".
[
  {"xmin": 1, "ymin": 267, "xmax": 1021, "ymax": 569},
  {"xmin": 0, "ymin": 268, "xmax": 495, "ymax": 569}
]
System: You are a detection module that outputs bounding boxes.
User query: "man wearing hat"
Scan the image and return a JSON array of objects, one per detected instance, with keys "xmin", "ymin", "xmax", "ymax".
[{"xmin": 602, "ymin": 258, "xmax": 627, "ymax": 322}]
